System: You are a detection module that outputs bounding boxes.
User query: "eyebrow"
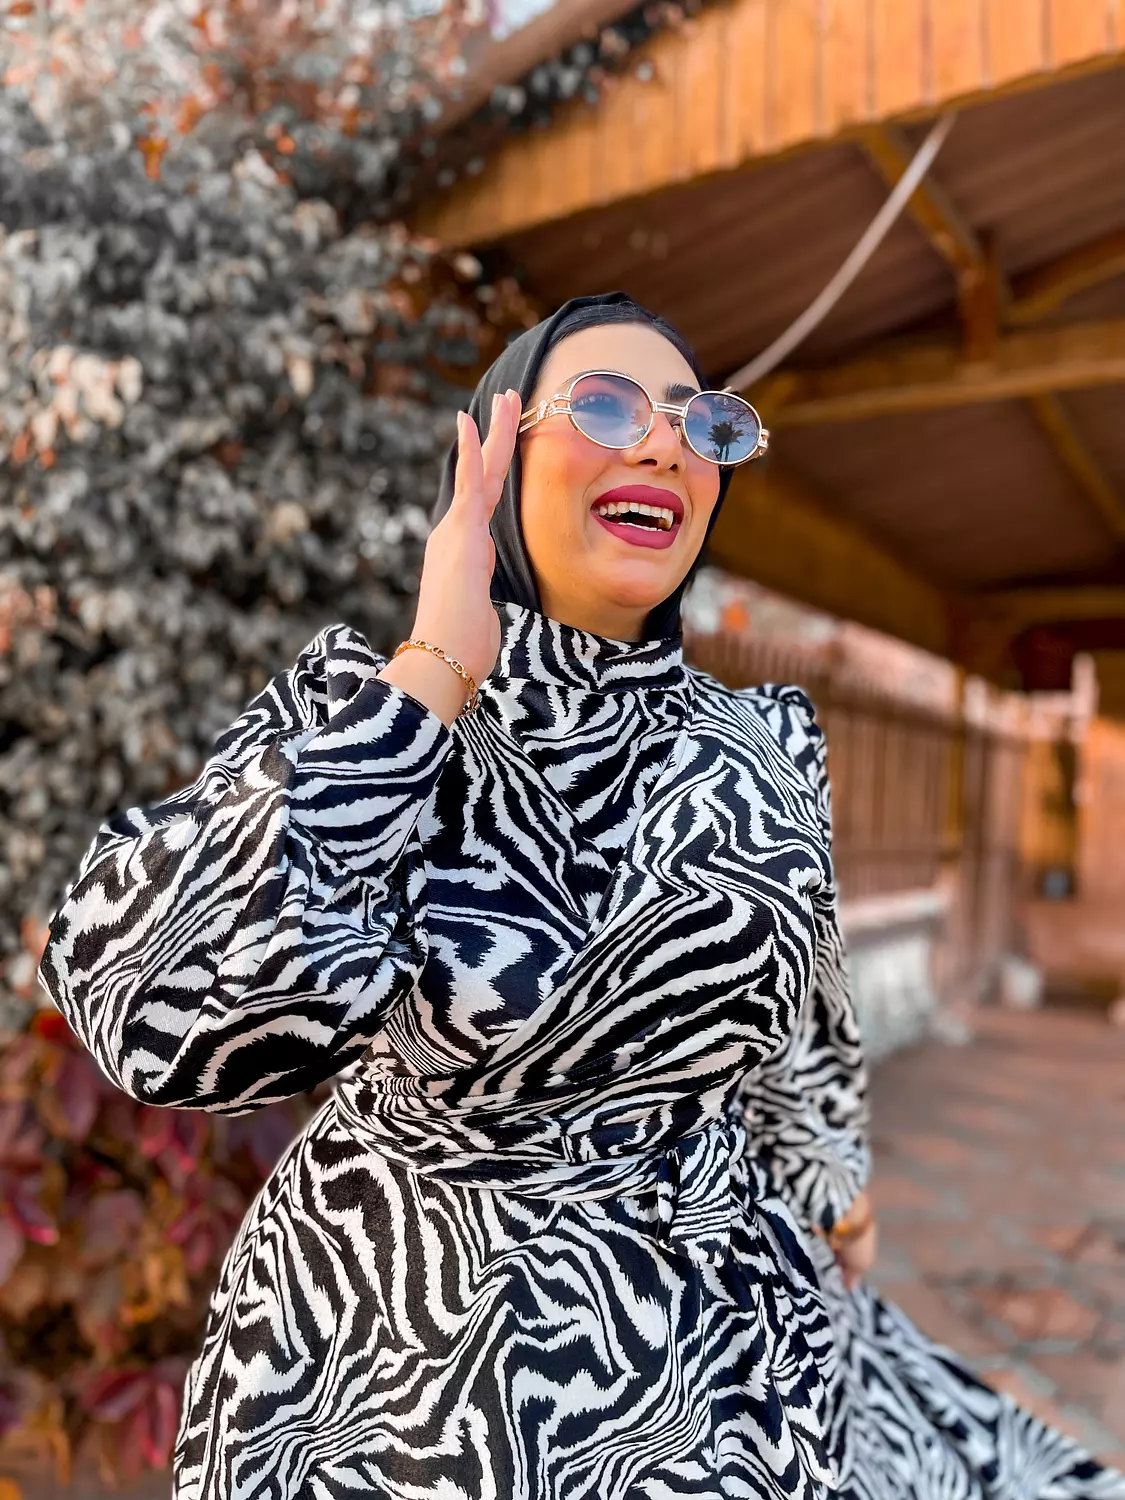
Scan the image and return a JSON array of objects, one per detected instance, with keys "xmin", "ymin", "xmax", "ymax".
[{"xmin": 562, "ymin": 370, "xmax": 701, "ymax": 401}]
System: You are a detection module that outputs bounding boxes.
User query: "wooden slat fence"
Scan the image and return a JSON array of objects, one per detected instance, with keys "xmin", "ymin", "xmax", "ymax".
[{"xmin": 685, "ymin": 627, "xmax": 1029, "ymax": 992}]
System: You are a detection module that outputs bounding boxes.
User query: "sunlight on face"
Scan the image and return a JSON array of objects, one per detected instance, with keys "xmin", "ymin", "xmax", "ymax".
[{"xmin": 518, "ymin": 323, "xmax": 722, "ymax": 641}]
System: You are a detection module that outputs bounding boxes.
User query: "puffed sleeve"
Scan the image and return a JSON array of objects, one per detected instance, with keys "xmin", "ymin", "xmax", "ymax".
[
  {"xmin": 737, "ymin": 686, "xmax": 871, "ymax": 1234},
  {"xmin": 38, "ymin": 625, "xmax": 453, "ymax": 1115}
]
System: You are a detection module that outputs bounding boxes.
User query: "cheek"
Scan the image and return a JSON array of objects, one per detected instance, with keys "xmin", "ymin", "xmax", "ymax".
[
  {"xmin": 686, "ymin": 464, "xmax": 722, "ymax": 534},
  {"xmin": 520, "ymin": 433, "xmax": 610, "ymax": 549}
]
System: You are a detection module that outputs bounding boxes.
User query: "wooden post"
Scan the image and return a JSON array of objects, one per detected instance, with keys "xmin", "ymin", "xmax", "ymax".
[{"xmin": 958, "ymin": 229, "xmax": 1002, "ymax": 367}]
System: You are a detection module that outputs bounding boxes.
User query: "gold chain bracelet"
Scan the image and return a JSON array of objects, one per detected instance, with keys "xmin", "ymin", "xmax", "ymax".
[{"xmin": 391, "ymin": 639, "xmax": 481, "ymax": 718}]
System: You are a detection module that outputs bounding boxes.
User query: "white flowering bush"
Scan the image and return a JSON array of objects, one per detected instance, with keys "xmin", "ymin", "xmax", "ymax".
[{"xmin": 0, "ymin": 4, "xmax": 538, "ymax": 1026}]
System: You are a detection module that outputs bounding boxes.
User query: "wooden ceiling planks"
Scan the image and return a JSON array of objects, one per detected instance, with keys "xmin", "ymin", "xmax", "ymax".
[
  {"xmin": 680, "ymin": 0, "xmax": 729, "ymax": 178},
  {"xmin": 709, "ymin": 460, "xmax": 953, "ymax": 654},
  {"xmin": 1025, "ymin": 393, "xmax": 1125, "ymax": 544},
  {"xmin": 777, "ymin": 400, "xmax": 1115, "ymax": 591},
  {"xmin": 931, "ymin": 0, "xmax": 989, "ymax": 100},
  {"xmin": 1048, "ymin": 0, "xmax": 1118, "ymax": 68},
  {"xmin": 871, "ymin": 0, "xmax": 926, "ymax": 119},
  {"xmin": 416, "ymin": 0, "xmax": 1125, "ymax": 248},
  {"xmin": 499, "ymin": 135, "xmax": 953, "ymax": 372},
  {"xmin": 901, "ymin": 68, "xmax": 1125, "ymax": 278},
  {"xmin": 769, "ymin": 0, "xmax": 822, "ymax": 151},
  {"xmin": 823, "ymin": 0, "xmax": 872, "ymax": 129},
  {"xmin": 987, "ymin": 0, "xmax": 1047, "ymax": 84},
  {"xmin": 710, "ymin": 0, "xmax": 767, "ymax": 161},
  {"xmin": 1068, "ymin": 384, "xmax": 1125, "ymax": 483}
]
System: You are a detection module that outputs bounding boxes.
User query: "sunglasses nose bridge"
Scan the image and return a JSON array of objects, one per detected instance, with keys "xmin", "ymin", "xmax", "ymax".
[{"xmin": 633, "ymin": 405, "xmax": 688, "ymax": 461}]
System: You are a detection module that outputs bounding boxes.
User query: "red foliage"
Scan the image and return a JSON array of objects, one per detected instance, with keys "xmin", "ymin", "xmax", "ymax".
[
  {"xmin": 0, "ymin": 1011, "xmax": 314, "ymax": 1484},
  {"xmin": 79, "ymin": 1363, "xmax": 183, "ymax": 1477}
]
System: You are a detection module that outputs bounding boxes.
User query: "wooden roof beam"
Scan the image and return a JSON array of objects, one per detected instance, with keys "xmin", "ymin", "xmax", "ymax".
[
  {"xmin": 772, "ymin": 318, "xmax": 1125, "ymax": 426},
  {"xmin": 753, "ymin": 165, "xmax": 1125, "ymax": 546},
  {"xmin": 857, "ymin": 123, "xmax": 983, "ymax": 284},
  {"xmin": 1007, "ymin": 236, "xmax": 1125, "ymax": 543},
  {"xmin": 855, "ymin": 134, "xmax": 1125, "ymax": 539},
  {"xmin": 1008, "ymin": 230, "xmax": 1125, "ymax": 327},
  {"xmin": 1027, "ymin": 393, "xmax": 1125, "ymax": 545},
  {"xmin": 831, "ymin": 150, "xmax": 1125, "ymax": 531},
  {"xmin": 859, "ymin": 124, "xmax": 1007, "ymax": 364}
]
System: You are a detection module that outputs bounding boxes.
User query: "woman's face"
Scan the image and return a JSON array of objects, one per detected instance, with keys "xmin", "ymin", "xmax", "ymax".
[{"xmin": 518, "ymin": 322, "xmax": 722, "ymax": 640}]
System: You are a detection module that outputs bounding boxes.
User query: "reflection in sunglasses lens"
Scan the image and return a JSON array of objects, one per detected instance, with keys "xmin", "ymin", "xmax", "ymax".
[
  {"xmin": 569, "ymin": 374, "xmax": 650, "ymax": 448},
  {"xmin": 685, "ymin": 392, "xmax": 761, "ymax": 464}
]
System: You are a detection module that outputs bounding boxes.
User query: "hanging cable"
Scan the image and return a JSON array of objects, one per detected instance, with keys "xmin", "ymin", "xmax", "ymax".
[{"xmin": 723, "ymin": 111, "xmax": 958, "ymax": 393}]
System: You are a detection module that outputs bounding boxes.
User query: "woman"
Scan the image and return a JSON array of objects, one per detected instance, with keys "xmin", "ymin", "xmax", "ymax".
[{"xmin": 42, "ymin": 294, "xmax": 1124, "ymax": 1499}]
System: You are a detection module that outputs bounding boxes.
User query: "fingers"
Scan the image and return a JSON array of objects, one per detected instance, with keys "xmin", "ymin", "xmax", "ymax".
[
  {"xmin": 453, "ymin": 392, "xmax": 521, "ymax": 520},
  {"xmin": 452, "ymin": 409, "xmax": 484, "ymax": 514},
  {"xmin": 481, "ymin": 390, "xmax": 521, "ymax": 518}
]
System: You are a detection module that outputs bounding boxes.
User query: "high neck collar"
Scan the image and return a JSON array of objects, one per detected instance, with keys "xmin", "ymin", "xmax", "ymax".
[{"xmin": 491, "ymin": 603, "xmax": 684, "ymax": 694}]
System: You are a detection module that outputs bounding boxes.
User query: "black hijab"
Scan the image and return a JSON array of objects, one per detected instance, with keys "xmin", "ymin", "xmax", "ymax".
[{"xmin": 430, "ymin": 292, "xmax": 734, "ymax": 640}]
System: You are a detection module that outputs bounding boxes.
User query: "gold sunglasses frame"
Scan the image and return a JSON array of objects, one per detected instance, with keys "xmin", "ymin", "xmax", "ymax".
[{"xmin": 517, "ymin": 369, "xmax": 770, "ymax": 467}]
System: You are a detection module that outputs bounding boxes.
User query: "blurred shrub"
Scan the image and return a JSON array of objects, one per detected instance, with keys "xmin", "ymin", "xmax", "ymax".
[{"xmin": 0, "ymin": 2, "xmax": 537, "ymax": 1025}]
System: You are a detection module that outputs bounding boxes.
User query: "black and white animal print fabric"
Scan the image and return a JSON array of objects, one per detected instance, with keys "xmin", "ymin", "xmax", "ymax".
[{"xmin": 42, "ymin": 605, "xmax": 1125, "ymax": 1499}]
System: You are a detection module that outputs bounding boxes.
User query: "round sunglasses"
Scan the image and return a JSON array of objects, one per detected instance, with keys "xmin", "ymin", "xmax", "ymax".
[{"xmin": 518, "ymin": 370, "xmax": 769, "ymax": 467}]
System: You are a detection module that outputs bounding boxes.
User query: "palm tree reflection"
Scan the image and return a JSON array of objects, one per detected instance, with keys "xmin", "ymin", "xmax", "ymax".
[{"xmin": 705, "ymin": 416, "xmax": 751, "ymax": 462}]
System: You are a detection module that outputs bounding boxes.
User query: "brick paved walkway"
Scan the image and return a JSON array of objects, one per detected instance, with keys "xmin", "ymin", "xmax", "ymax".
[{"xmin": 868, "ymin": 1003, "xmax": 1125, "ymax": 1469}]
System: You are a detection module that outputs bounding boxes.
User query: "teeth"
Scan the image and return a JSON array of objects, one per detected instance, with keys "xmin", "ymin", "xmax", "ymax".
[{"xmin": 593, "ymin": 500, "xmax": 677, "ymax": 530}]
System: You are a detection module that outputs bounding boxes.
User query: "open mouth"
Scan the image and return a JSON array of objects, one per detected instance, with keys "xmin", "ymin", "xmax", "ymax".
[
  {"xmin": 591, "ymin": 499, "xmax": 677, "ymax": 531},
  {"xmin": 590, "ymin": 485, "xmax": 684, "ymax": 550}
]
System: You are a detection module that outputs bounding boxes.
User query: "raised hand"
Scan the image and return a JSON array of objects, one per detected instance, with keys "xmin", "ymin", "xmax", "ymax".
[{"xmin": 378, "ymin": 390, "xmax": 522, "ymax": 726}]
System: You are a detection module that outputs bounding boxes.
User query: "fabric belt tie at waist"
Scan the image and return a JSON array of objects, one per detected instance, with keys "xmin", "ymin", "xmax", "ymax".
[
  {"xmin": 649, "ymin": 1116, "xmax": 749, "ymax": 1267},
  {"xmin": 337, "ymin": 1082, "xmax": 752, "ymax": 1270}
]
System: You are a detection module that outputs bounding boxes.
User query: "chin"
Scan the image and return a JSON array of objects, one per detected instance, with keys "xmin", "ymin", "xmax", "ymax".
[{"xmin": 595, "ymin": 564, "xmax": 683, "ymax": 613}]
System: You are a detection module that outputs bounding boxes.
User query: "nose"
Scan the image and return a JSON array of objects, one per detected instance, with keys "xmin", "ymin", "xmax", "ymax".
[{"xmin": 625, "ymin": 410, "xmax": 685, "ymax": 470}]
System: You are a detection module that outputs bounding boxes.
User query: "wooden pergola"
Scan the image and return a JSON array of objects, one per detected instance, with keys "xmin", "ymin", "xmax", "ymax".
[{"xmin": 414, "ymin": 0, "xmax": 1125, "ymax": 713}]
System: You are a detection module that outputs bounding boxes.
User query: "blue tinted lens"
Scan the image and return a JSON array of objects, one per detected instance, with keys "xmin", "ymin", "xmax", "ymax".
[
  {"xmin": 684, "ymin": 392, "xmax": 761, "ymax": 464},
  {"xmin": 569, "ymin": 374, "xmax": 650, "ymax": 448}
]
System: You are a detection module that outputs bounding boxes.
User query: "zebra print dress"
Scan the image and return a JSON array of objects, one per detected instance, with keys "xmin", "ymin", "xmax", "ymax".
[{"xmin": 42, "ymin": 604, "xmax": 1125, "ymax": 1500}]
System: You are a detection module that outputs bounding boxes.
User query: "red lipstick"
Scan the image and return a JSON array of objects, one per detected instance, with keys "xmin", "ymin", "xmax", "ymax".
[{"xmin": 590, "ymin": 485, "xmax": 685, "ymax": 551}]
